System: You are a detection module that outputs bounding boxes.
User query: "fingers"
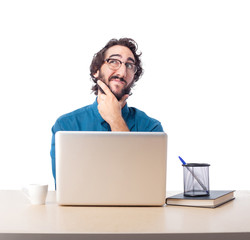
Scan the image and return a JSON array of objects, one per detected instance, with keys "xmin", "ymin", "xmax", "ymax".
[
  {"xmin": 98, "ymin": 91, "xmax": 106, "ymax": 101},
  {"xmin": 97, "ymin": 80, "xmax": 112, "ymax": 96}
]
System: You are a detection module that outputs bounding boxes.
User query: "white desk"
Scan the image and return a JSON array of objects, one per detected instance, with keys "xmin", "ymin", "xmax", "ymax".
[{"xmin": 0, "ymin": 190, "xmax": 250, "ymax": 240}]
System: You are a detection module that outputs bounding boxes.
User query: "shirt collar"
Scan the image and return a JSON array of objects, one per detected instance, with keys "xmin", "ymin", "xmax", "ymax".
[
  {"xmin": 121, "ymin": 101, "xmax": 129, "ymax": 120},
  {"xmin": 92, "ymin": 98, "xmax": 104, "ymax": 123}
]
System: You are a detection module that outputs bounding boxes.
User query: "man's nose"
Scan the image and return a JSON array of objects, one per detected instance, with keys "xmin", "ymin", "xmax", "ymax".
[{"xmin": 115, "ymin": 63, "xmax": 127, "ymax": 78}]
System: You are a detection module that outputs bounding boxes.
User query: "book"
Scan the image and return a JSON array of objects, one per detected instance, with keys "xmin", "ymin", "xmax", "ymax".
[{"xmin": 166, "ymin": 190, "xmax": 235, "ymax": 208}]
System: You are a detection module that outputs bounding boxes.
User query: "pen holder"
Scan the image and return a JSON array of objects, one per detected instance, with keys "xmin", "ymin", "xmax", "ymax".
[{"xmin": 183, "ymin": 163, "xmax": 210, "ymax": 197}]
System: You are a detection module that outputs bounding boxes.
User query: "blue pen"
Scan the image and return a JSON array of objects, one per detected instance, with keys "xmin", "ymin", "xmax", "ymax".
[
  {"xmin": 178, "ymin": 156, "xmax": 186, "ymax": 165},
  {"xmin": 178, "ymin": 156, "xmax": 209, "ymax": 194}
]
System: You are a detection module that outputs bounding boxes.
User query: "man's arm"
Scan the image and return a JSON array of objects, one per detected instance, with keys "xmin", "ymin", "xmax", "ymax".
[
  {"xmin": 50, "ymin": 121, "xmax": 61, "ymax": 186},
  {"xmin": 97, "ymin": 80, "xmax": 129, "ymax": 131}
]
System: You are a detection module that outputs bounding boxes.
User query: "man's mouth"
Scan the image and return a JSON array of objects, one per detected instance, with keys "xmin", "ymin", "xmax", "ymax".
[{"xmin": 109, "ymin": 76, "xmax": 127, "ymax": 85}]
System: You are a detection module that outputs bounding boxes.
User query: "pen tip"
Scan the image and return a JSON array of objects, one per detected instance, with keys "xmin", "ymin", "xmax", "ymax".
[{"xmin": 178, "ymin": 156, "xmax": 187, "ymax": 165}]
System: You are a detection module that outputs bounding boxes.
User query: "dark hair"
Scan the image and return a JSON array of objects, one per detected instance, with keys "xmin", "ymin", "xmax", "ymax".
[{"xmin": 90, "ymin": 38, "xmax": 144, "ymax": 95}]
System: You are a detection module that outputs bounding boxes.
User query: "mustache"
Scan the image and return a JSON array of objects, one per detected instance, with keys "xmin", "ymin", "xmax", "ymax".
[{"xmin": 109, "ymin": 76, "xmax": 127, "ymax": 84}]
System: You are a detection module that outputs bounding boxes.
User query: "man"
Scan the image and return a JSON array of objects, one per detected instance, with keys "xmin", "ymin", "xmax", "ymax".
[{"xmin": 50, "ymin": 38, "xmax": 164, "ymax": 183}]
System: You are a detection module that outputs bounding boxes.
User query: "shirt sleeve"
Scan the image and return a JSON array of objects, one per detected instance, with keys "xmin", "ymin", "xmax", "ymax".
[
  {"xmin": 151, "ymin": 122, "xmax": 164, "ymax": 132},
  {"xmin": 136, "ymin": 114, "xmax": 164, "ymax": 132},
  {"xmin": 50, "ymin": 120, "xmax": 62, "ymax": 186}
]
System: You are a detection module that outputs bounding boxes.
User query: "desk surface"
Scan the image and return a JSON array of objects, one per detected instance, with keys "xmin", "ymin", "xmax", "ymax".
[{"xmin": 0, "ymin": 190, "xmax": 250, "ymax": 240}]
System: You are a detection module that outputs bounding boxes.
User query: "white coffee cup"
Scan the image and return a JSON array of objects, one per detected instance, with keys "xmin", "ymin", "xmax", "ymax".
[{"xmin": 22, "ymin": 184, "xmax": 48, "ymax": 205}]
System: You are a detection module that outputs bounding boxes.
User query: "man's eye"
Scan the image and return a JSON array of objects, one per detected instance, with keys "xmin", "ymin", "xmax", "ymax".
[
  {"xmin": 126, "ymin": 63, "xmax": 133, "ymax": 69},
  {"xmin": 109, "ymin": 59, "xmax": 119, "ymax": 64}
]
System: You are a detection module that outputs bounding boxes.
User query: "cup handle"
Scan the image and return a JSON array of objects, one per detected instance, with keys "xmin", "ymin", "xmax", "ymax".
[{"xmin": 22, "ymin": 188, "xmax": 31, "ymax": 201}]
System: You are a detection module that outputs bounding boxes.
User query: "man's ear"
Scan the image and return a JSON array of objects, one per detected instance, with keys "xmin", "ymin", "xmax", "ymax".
[{"xmin": 93, "ymin": 70, "xmax": 99, "ymax": 79}]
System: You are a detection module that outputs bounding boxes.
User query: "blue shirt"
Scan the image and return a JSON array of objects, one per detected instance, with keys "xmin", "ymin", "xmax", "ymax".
[{"xmin": 50, "ymin": 99, "xmax": 164, "ymax": 182}]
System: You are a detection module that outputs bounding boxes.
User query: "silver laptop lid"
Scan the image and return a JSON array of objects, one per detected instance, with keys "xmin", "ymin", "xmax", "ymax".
[{"xmin": 56, "ymin": 131, "xmax": 167, "ymax": 206}]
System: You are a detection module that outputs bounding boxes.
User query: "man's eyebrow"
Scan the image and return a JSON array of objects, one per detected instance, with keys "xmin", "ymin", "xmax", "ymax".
[
  {"xmin": 108, "ymin": 54, "xmax": 135, "ymax": 63},
  {"xmin": 127, "ymin": 57, "xmax": 135, "ymax": 63},
  {"xmin": 108, "ymin": 54, "xmax": 122, "ymax": 59}
]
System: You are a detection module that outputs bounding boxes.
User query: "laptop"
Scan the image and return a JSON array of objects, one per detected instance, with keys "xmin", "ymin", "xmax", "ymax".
[{"xmin": 55, "ymin": 131, "xmax": 167, "ymax": 206}]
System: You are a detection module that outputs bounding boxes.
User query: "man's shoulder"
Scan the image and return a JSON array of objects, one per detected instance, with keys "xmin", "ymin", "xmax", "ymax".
[
  {"xmin": 51, "ymin": 100, "xmax": 99, "ymax": 132},
  {"xmin": 129, "ymin": 106, "xmax": 159, "ymax": 122},
  {"xmin": 57, "ymin": 103, "xmax": 94, "ymax": 122},
  {"xmin": 128, "ymin": 106, "xmax": 164, "ymax": 132}
]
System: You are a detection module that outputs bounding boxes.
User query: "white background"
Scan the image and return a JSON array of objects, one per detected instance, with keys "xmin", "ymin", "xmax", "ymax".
[{"xmin": 0, "ymin": 0, "xmax": 249, "ymax": 191}]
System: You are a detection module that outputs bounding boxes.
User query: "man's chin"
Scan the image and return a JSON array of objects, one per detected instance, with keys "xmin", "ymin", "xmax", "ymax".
[
  {"xmin": 108, "ymin": 83, "xmax": 131, "ymax": 101},
  {"xmin": 111, "ymin": 90, "xmax": 124, "ymax": 101}
]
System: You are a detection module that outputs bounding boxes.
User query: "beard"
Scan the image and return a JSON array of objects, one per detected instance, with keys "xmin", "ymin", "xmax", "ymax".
[{"xmin": 97, "ymin": 73, "xmax": 133, "ymax": 101}]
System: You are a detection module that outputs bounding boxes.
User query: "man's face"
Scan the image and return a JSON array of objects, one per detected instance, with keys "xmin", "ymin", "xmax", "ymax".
[{"xmin": 94, "ymin": 45, "xmax": 136, "ymax": 100}]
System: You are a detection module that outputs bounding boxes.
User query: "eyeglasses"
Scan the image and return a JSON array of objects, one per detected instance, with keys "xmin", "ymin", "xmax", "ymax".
[{"xmin": 105, "ymin": 58, "xmax": 137, "ymax": 74}]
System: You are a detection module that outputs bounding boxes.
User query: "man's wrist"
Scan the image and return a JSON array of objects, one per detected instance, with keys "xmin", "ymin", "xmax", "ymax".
[{"xmin": 109, "ymin": 116, "xmax": 129, "ymax": 131}]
